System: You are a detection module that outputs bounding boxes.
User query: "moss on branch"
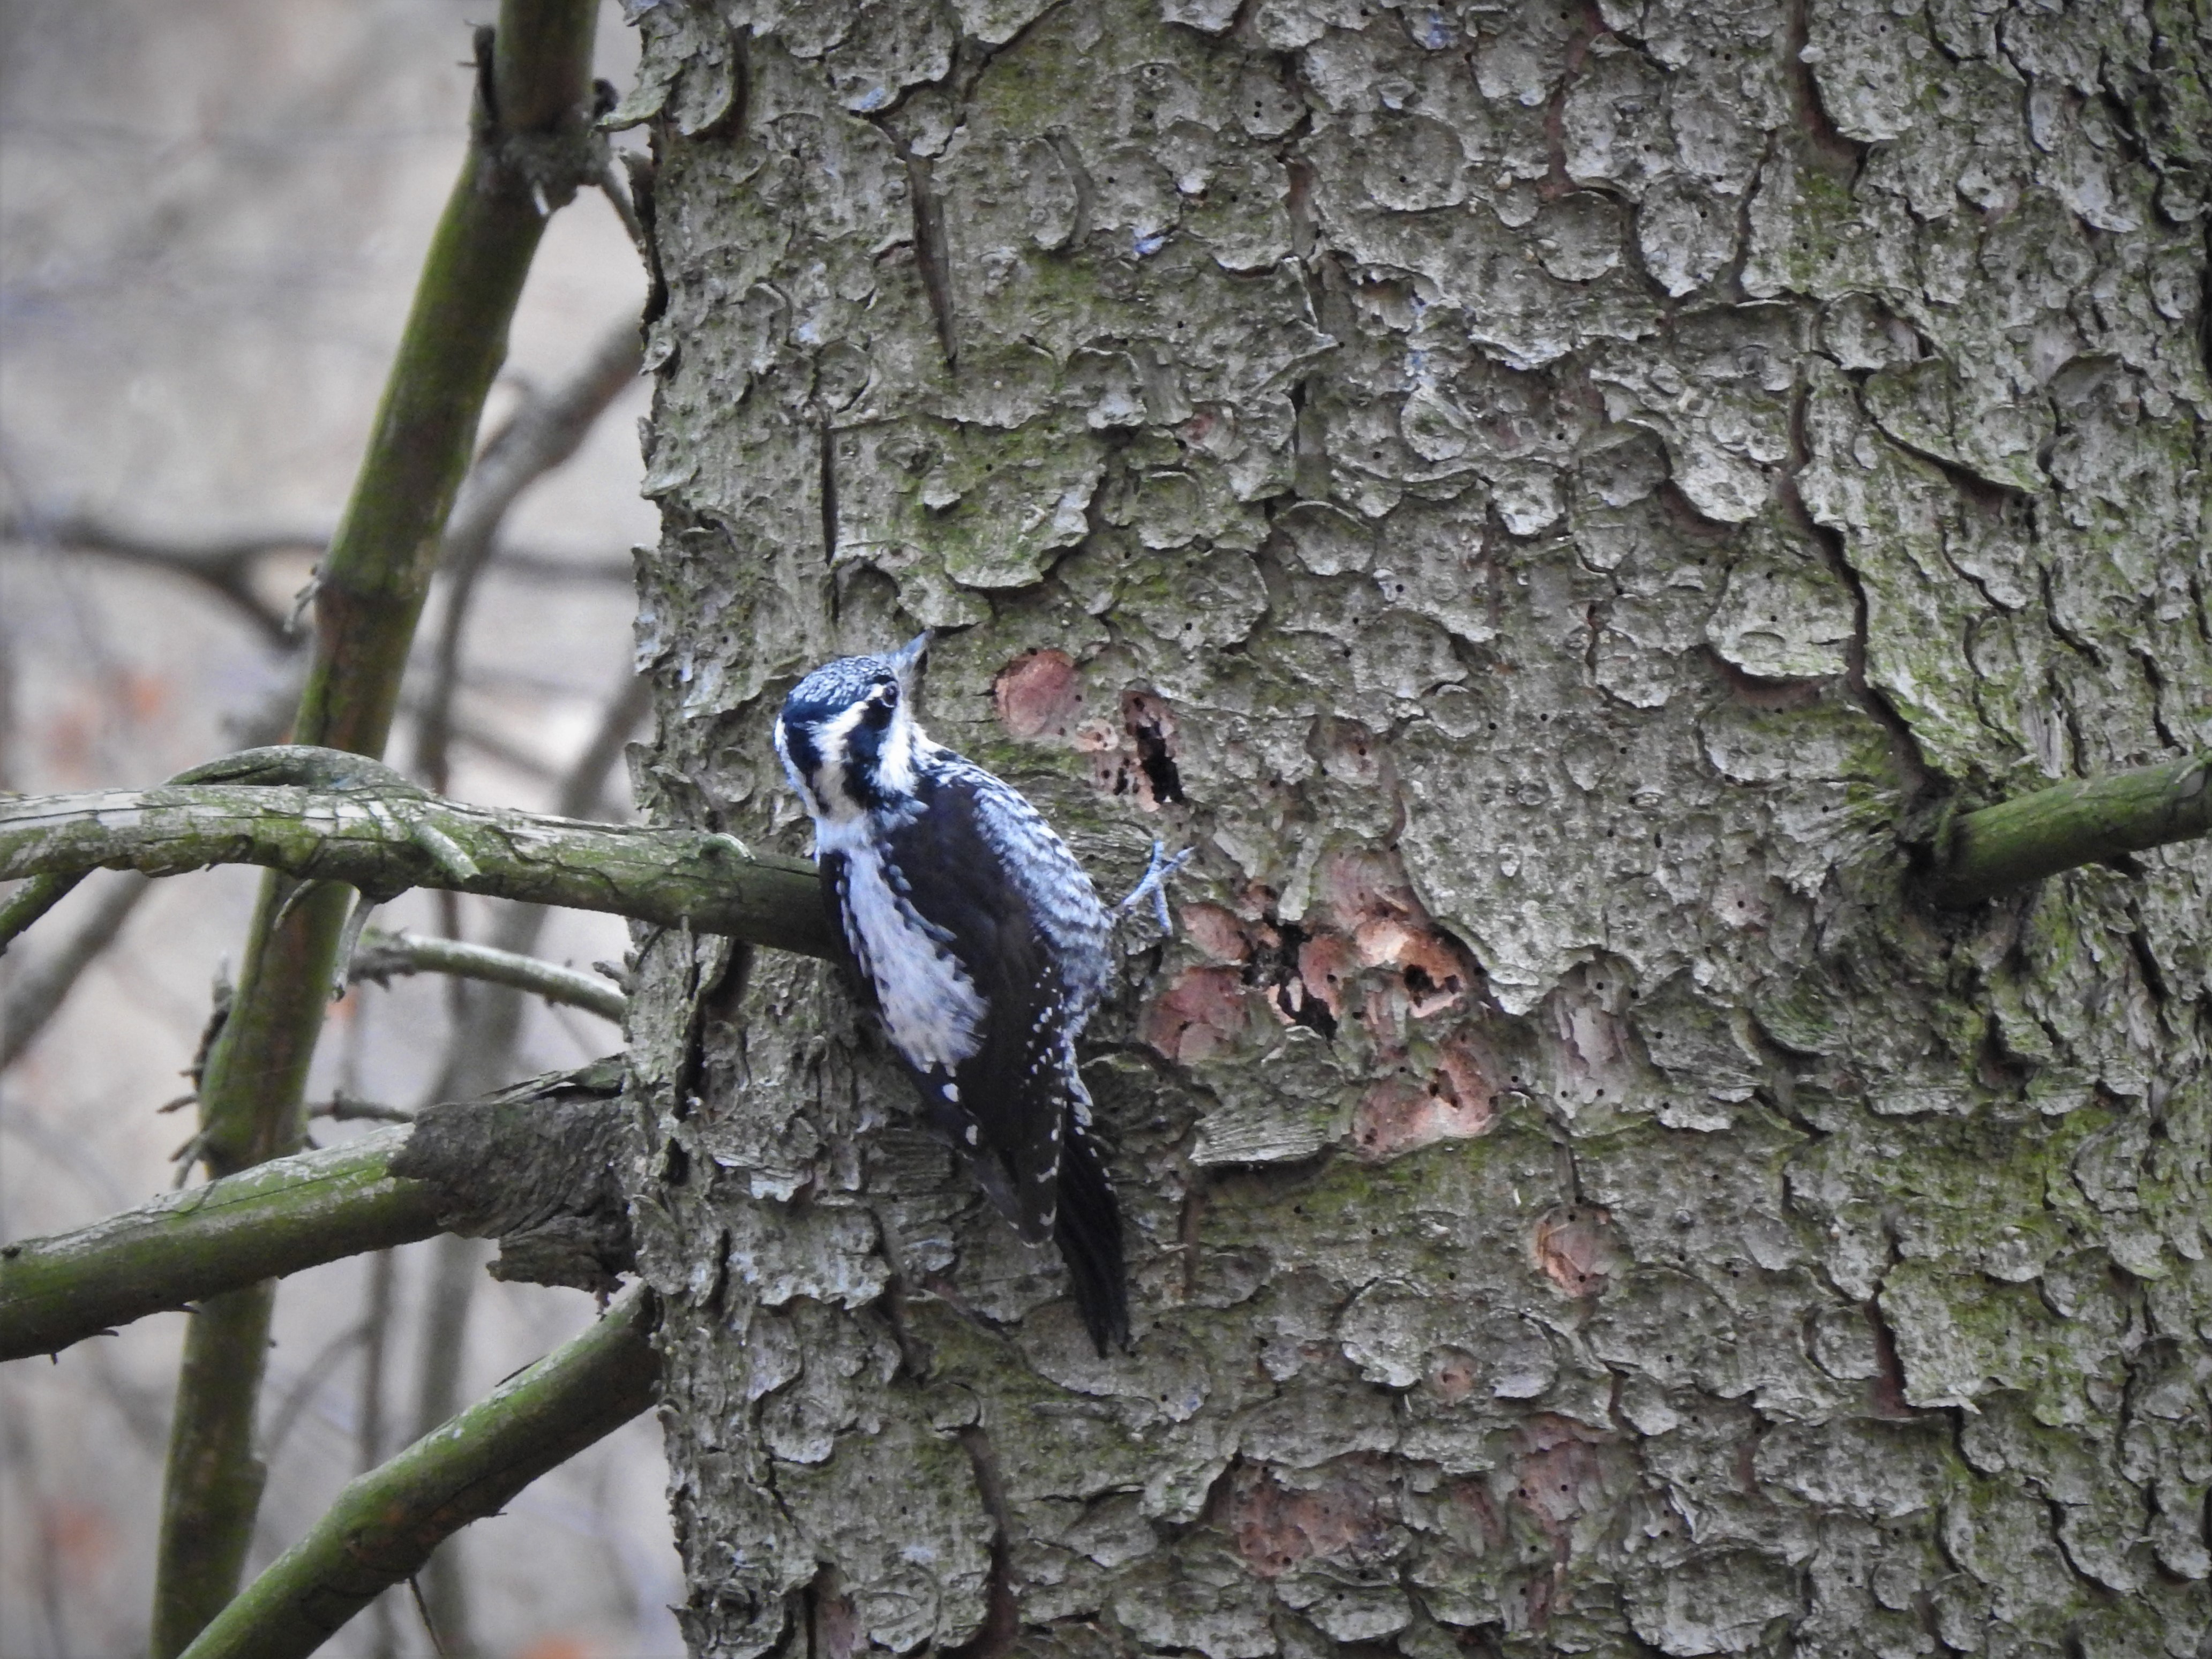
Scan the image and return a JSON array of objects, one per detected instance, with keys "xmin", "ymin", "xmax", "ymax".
[
  {"xmin": 1926, "ymin": 752, "xmax": 2211, "ymax": 907},
  {"xmin": 174, "ymin": 1288, "xmax": 659, "ymax": 1659},
  {"xmin": 1, "ymin": 755, "xmax": 834, "ymax": 959},
  {"xmin": 0, "ymin": 1128, "xmax": 438, "ymax": 1362},
  {"xmin": 0, "ymin": 1062, "xmax": 636, "ymax": 1362}
]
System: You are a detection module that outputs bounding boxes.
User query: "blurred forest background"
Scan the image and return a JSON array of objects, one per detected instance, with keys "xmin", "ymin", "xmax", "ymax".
[{"xmin": 0, "ymin": 3, "xmax": 679, "ymax": 1654}]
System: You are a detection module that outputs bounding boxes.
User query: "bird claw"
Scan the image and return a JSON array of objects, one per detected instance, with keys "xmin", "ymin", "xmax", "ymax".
[{"xmin": 1114, "ymin": 840, "xmax": 1193, "ymax": 934}]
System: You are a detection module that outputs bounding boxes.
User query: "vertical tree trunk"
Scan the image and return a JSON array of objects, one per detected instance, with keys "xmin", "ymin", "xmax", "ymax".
[{"xmin": 620, "ymin": 1, "xmax": 2210, "ymax": 1653}]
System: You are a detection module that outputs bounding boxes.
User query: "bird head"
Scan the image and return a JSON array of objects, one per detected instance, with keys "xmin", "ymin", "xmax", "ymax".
[{"xmin": 774, "ymin": 633, "xmax": 932, "ymax": 820}]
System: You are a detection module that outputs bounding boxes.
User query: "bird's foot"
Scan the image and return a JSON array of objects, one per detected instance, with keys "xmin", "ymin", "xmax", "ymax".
[{"xmin": 1112, "ymin": 840, "xmax": 1193, "ymax": 934}]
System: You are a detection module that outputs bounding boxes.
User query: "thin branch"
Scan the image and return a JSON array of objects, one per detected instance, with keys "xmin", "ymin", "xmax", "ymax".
[
  {"xmin": 173, "ymin": 1288, "xmax": 658, "ymax": 1659},
  {"xmin": 416, "ymin": 321, "xmax": 642, "ymax": 795},
  {"xmin": 0, "ymin": 514, "xmax": 316, "ymax": 644},
  {"xmin": 0, "ymin": 520, "xmax": 628, "ymax": 645},
  {"xmin": 1925, "ymin": 752, "xmax": 2212, "ymax": 907},
  {"xmin": 489, "ymin": 546, "xmax": 634, "ymax": 584},
  {"xmin": 1, "ymin": 767, "xmax": 830, "ymax": 960},
  {"xmin": 0, "ymin": 873, "xmax": 88, "ymax": 953},
  {"xmin": 0, "ymin": 870, "xmax": 152, "ymax": 1069},
  {"xmin": 552, "ymin": 668, "xmax": 651, "ymax": 821},
  {"xmin": 350, "ymin": 927, "xmax": 627, "ymax": 1022},
  {"xmin": 404, "ymin": 666, "xmax": 649, "ymax": 1645}
]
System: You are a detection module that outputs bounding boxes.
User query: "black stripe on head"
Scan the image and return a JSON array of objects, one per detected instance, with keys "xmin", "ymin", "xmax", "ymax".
[
  {"xmin": 841, "ymin": 686, "xmax": 900, "ymax": 809},
  {"xmin": 778, "ymin": 717, "xmax": 822, "ymax": 785}
]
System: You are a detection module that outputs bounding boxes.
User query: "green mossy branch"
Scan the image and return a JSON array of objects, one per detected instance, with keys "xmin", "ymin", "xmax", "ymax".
[
  {"xmin": 0, "ymin": 1128, "xmax": 439, "ymax": 1362},
  {"xmin": 1926, "ymin": 752, "xmax": 2212, "ymax": 907},
  {"xmin": 0, "ymin": 758, "xmax": 833, "ymax": 960},
  {"xmin": 1, "ymin": 1061, "xmax": 635, "ymax": 1361},
  {"xmin": 174, "ymin": 1288, "xmax": 660, "ymax": 1659}
]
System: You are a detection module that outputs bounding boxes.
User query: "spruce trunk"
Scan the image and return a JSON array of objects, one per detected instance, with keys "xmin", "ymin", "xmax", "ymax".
[{"xmin": 620, "ymin": 2, "xmax": 2211, "ymax": 1653}]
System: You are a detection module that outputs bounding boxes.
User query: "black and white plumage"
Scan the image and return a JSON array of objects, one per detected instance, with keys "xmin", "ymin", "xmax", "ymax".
[{"xmin": 774, "ymin": 634, "xmax": 1138, "ymax": 1353}]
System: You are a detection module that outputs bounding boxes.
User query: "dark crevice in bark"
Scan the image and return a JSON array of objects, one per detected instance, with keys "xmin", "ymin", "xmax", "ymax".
[
  {"xmin": 1249, "ymin": 918, "xmax": 1338, "ymax": 1040},
  {"xmin": 1781, "ymin": 0, "xmax": 1872, "ymax": 181},
  {"xmin": 945, "ymin": 1426, "xmax": 1020, "ymax": 1659},
  {"xmin": 1699, "ymin": 643, "xmax": 1828, "ymax": 710},
  {"xmin": 2124, "ymin": 927, "xmax": 2173, "ymax": 1009},
  {"xmin": 1288, "ymin": 378, "xmax": 1332, "ymax": 501},
  {"xmin": 2035, "ymin": 562, "xmax": 2108, "ymax": 672},
  {"xmin": 1177, "ymin": 1159, "xmax": 1208, "ymax": 1304},
  {"xmin": 2130, "ymin": 646, "xmax": 2184, "ymax": 753},
  {"xmin": 1887, "ymin": 425, "xmax": 2044, "ymax": 515},
  {"xmin": 2199, "ymin": 222, "xmax": 2211, "ymax": 382},
  {"xmin": 818, "ymin": 422, "xmax": 840, "ymax": 570},
  {"xmin": 1121, "ymin": 690, "xmax": 1186, "ymax": 805},
  {"xmin": 1283, "ymin": 157, "xmax": 1318, "ymax": 262},
  {"xmin": 1540, "ymin": 3, "xmax": 1613, "ymax": 199},
  {"xmin": 627, "ymin": 148, "xmax": 669, "ymax": 328},
  {"xmin": 1863, "ymin": 1297, "xmax": 1925, "ymax": 1420},
  {"xmin": 903, "ymin": 153, "xmax": 959, "ymax": 368},
  {"xmin": 1044, "ymin": 130, "xmax": 1096, "ymax": 251},
  {"xmin": 1780, "ymin": 386, "xmax": 1940, "ymax": 798}
]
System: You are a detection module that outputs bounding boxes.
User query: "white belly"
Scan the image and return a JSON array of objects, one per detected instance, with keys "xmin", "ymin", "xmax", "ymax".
[{"xmin": 828, "ymin": 830, "xmax": 986, "ymax": 1072}]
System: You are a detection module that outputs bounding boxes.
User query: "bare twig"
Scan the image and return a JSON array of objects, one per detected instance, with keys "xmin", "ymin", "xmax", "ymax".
[
  {"xmin": 0, "ymin": 514, "xmax": 318, "ymax": 644},
  {"xmin": 349, "ymin": 927, "xmax": 627, "ymax": 1022},
  {"xmin": 416, "ymin": 321, "xmax": 642, "ymax": 795},
  {"xmin": 405, "ymin": 665, "xmax": 645, "ymax": 1642},
  {"xmin": 0, "ymin": 872, "xmax": 151, "ymax": 1067}
]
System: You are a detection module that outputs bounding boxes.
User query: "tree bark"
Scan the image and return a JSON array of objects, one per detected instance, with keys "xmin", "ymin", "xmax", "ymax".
[{"xmin": 620, "ymin": 1, "xmax": 2211, "ymax": 1654}]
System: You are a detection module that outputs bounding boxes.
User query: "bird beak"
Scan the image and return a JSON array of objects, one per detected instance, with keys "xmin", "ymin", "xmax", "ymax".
[{"xmin": 889, "ymin": 631, "xmax": 931, "ymax": 700}]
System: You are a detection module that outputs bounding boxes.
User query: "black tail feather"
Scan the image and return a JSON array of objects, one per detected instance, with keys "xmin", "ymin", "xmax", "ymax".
[{"xmin": 1053, "ymin": 1114, "xmax": 1129, "ymax": 1356}]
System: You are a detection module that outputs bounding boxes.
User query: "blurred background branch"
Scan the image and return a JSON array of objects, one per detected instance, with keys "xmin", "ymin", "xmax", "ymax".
[{"xmin": 0, "ymin": 2, "xmax": 676, "ymax": 1654}]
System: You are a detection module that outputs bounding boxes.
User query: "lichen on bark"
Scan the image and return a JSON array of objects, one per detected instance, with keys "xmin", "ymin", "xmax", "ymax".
[{"xmin": 618, "ymin": 0, "xmax": 2211, "ymax": 1653}]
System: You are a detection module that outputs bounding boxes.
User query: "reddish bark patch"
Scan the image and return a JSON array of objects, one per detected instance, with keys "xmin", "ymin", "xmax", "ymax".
[
  {"xmin": 1510, "ymin": 1416, "xmax": 1615, "ymax": 1539},
  {"xmin": 1445, "ymin": 1476, "xmax": 1506, "ymax": 1549},
  {"xmin": 1180, "ymin": 903, "xmax": 1253, "ymax": 964},
  {"xmin": 1353, "ymin": 1064, "xmax": 1496, "ymax": 1159},
  {"xmin": 1226, "ymin": 1465, "xmax": 1390, "ymax": 1580},
  {"xmin": 1317, "ymin": 849, "xmax": 1421, "ymax": 929},
  {"xmin": 1434, "ymin": 1037, "xmax": 1497, "ymax": 1123},
  {"xmin": 1352, "ymin": 917, "xmax": 1469, "ymax": 1017},
  {"xmin": 1143, "ymin": 966, "xmax": 1250, "ymax": 1064},
  {"xmin": 1532, "ymin": 1206, "xmax": 1621, "ymax": 1298},
  {"xmin": 992, "ymin": 648, "xmax": 1086, "ymax": 740},
  {"xmin": 1296, "ymin": 930, "xmax": 1362, "ymax": 1020}
]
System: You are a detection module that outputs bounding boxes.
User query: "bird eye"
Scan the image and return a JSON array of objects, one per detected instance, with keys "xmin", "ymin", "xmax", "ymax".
[{"xmin": 879, "ymin": 681, "xmax": 899, "ymax": 709}]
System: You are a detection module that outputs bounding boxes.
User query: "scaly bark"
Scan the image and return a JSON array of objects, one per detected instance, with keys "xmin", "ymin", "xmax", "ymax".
[{"xmin": 623, "ymin": 2, "xmax": 2211, "ymax": 1655}]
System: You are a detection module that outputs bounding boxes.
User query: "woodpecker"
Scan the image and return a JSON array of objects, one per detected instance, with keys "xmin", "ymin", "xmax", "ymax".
[{"xmin": 774, "ymin": 635, "xmax": 1181, "ymax": 1354}]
